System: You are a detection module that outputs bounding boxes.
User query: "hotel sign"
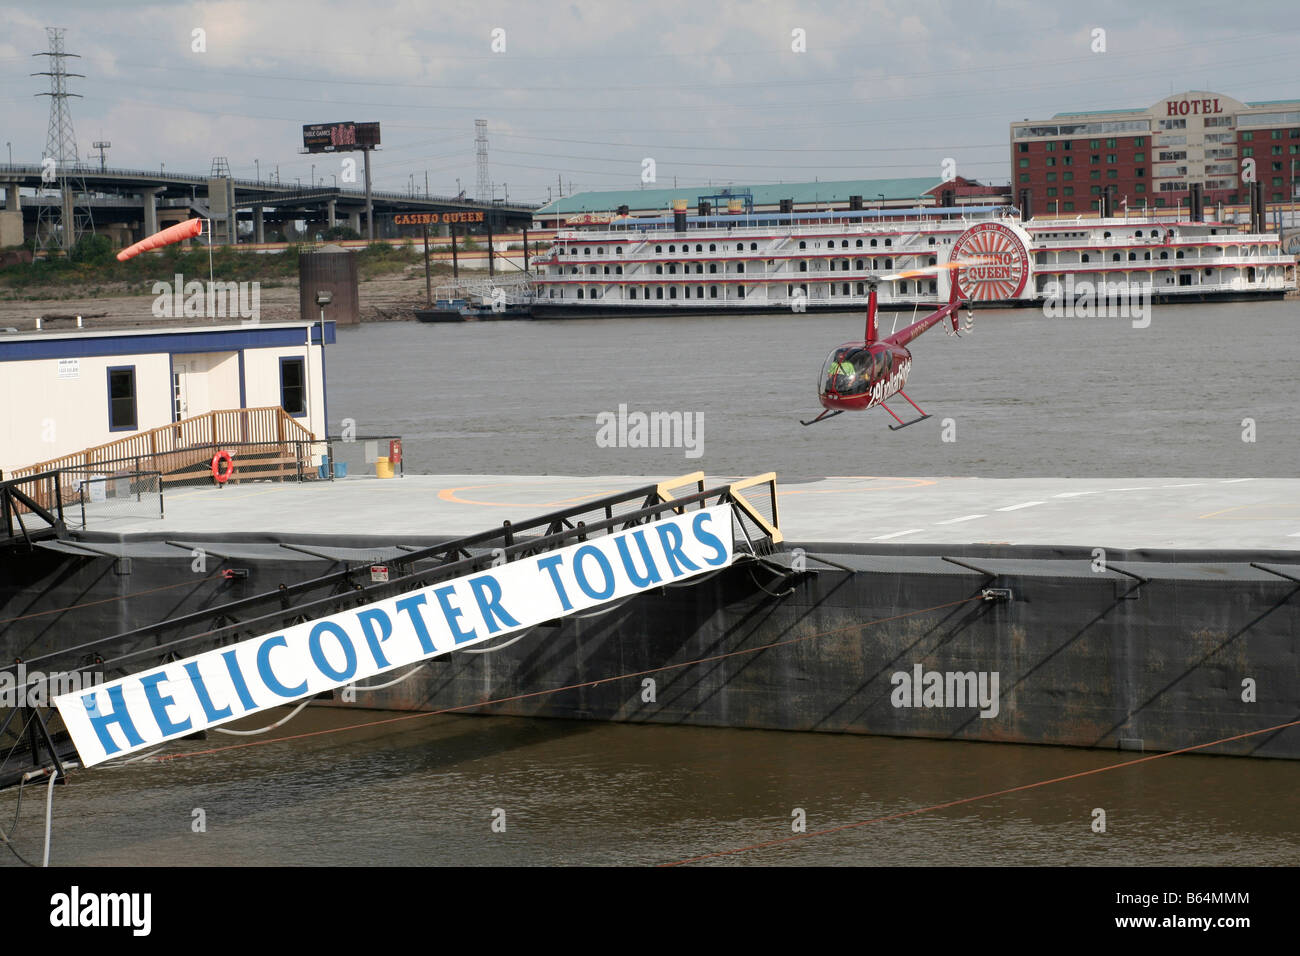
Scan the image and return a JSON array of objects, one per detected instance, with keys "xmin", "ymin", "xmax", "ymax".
[
  {"xmin": 393, "ymin": 211, "xmax": 486, "ymax": 226},
  {"xmin": 1165, "ymin": 97, "xmax": 1223, "ymax": 116}
]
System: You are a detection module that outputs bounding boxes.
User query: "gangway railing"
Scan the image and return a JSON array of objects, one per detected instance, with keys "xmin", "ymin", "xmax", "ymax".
[{"xmin": 12, "ymin": 473, "xmax": 782, "ymax": 687}]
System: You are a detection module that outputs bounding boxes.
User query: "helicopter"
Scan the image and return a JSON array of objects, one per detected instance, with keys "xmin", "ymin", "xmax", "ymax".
[{"xmin": 800, "ymin": 260, "xmax": 978, "ymax": 429}]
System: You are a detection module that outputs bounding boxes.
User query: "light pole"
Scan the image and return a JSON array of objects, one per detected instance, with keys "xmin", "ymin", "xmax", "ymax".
[
  {"xmin": 331, "ymin": 174, "xmax": 337, "ymax": 188},
  {"xmin": 314, "ymin": 290, "xmax": 331, "ymax": 448},
  {"xmin": 255, "ymin": 158, "xmax": 259, "ymax": 183},
  {"xmin": 311, "ymin": 163, "xmax": 315, "ymax": 189},
  {"xmin": 5, "ymin": 142, "xmax": 10, "ymax": 166}
]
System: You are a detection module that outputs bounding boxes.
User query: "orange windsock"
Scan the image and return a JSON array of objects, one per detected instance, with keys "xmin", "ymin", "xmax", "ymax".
[{"xmin": 116, "ymin": 218, "xmax": 205, "ymax": 261}]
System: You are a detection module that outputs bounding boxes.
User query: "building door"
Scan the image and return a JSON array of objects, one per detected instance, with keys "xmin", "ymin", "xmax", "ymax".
[{"xmin": 173, "ymin": 361, "xmax": 191, "ymax": 421}]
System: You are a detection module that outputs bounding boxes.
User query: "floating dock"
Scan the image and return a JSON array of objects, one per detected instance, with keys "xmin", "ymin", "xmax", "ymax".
[{"xmin": 2, "ymin": 472, "xmax": 1297, "ymax": 782}]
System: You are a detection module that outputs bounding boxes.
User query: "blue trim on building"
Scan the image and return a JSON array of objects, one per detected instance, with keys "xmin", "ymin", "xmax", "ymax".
[
  {"xmin": 0, "ymin": 322, "xmax": 336, "ymax": 363},
  {"xmin": 106, "ymin": 365, "xmax": 138, "ymax": 432}
]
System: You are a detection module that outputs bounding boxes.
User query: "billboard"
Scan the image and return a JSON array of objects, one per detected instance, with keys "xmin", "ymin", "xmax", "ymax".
[{"xmin": 302, "ymin": 121, "xmax": 381, "ymax": 153}]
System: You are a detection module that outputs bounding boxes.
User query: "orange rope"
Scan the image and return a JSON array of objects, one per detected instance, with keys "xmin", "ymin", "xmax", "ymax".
[
  {"xmin": 660, "ymin": 717, "xmax": 1300, "ymax": 866},
  {"xmin": 153, "ymin": 595, "xmax": 986, "ymax": 762},
  {"xmin": 0, "ymin": 574, "xmax": 230, "ymax": 627}
]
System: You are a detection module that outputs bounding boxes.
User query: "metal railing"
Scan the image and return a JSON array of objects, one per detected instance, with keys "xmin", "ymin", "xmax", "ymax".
[
  {"xmin": 323, "ymin": 435, "xmax": 405, "ymax": 479},
  {"xmin": 9, "ymin": 407, "xmax": 316, "ymax": 486},
  {"xmin": 19, "ymin": 473, "xmax": 782, "ymax": 682}
]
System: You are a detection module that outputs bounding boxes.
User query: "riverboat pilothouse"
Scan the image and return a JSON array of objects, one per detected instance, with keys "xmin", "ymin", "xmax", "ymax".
[{"xmin": 530, "ymin": 204, "xmax": 1294, "ymax": 315}]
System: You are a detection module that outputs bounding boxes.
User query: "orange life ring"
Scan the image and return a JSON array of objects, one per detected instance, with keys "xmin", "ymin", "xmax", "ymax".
[{"xmin": 211, "ymin": 450, "xmax": 235, "ymax": 484}]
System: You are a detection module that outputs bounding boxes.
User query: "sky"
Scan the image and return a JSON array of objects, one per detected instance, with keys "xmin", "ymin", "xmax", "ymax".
[{"xmin": 2, "ymin": 0, "xmax": 1298, "ymax": 204}]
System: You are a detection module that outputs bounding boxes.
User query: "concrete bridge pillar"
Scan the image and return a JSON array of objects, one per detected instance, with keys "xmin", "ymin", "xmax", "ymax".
[
  {"xmin": 327, "ymin": 199, "xmax": 336, "ymax": 229},
  {"xmin": 253, "ymin": 205, "xmax": 265, "ymax": 244},
  {"xmin": 139, "ymin": 186, "xmax": 162, "ymax": 238},
  {"xmin": 2, "ymin": 181, "xmax": 20, "ymax": 211},
  {"xmin": 348, "ymin": 210, "xmax": 361, "ymax": 234}
]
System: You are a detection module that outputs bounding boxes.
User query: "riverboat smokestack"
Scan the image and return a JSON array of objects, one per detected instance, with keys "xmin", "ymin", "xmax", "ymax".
[
  {"xmin": 1189, "ymin": 182, "xmax": 1203, "ymax": 223},
  {"xmin": 672, "ymin": 198, "xmax": 687, "ymax": 232}
]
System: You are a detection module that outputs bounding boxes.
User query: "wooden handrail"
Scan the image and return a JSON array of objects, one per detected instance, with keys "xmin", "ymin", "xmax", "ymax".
[{"xmin": 8, "ymin": 406, "xmax": 317, "ymax": 480}]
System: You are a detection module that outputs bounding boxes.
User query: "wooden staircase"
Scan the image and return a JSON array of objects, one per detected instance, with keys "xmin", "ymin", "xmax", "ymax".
[{"xmin": 7, "ymin": 407, "xmax": 319, "ymax": 502}]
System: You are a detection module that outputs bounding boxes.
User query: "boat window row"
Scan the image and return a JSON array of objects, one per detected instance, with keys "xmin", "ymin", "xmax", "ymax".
[{"xmin": 563, "ymin": 286, "xmax": 750, "ymax": 300}]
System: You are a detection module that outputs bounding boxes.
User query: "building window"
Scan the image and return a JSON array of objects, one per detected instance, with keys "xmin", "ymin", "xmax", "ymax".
[
  {"xmin": 1134, "ymin": 137, "xmax": 1145, "ymax": 146},
  {"xmin": 1134, "ymin": 152, "xmax": 1145, "ymax": 162},
  {"xmin": 750, "ymin": 242, "xmax": 758, "ymax": 250},
  {"xmin": 1018, "ymin": 143, "xmax": 1028, "ymax": 153},
  {"xmin": 1018, "ymin": 158, "xmax": 1030, "ymax": 168},
  {"xmin": 1046, "ymin": 187, "xmax": 1057, "ymax": 197},
  {"xmin": 1046, "ymin": 142, "xmax": 1056, "ymax": 152},
  {"xmin": 1063, "ymin": 186, "xmax": 1074, "ymax": 196},
  {"xmin": 1135, "ymin": 183, "xmax": 1145, "ymax": 193},
  {"xmin": 1046, "ymin": 157, "xmax": 1056, "ymax": 166},
  {"xmin": 737, "ymin": 286, "xmax": 745, "ymax": 298},
  {"xmin": 1107, "ymin": 169, "xmax": 1118, "ymax": 178},
  {"xmin": 1135, "ymin": 168, "xmax": 1145, "ymax": 177},
  {"xmin": 1090, "ymin": 170, "xmax": 1101, "ymax": 179},
  {"xmin": 107, "ymin": 366, "xmax": 138, "ymax": 431},
  {"xmin": 1089, "ymin": 139, "xmax": 1099, "ymax": 149},
  {"xmin": 1242, "ymin": 147, "xmax": 1253, "ymax": 157},
  {"xmin": 736, "ymin": 263, "xmax": 745, "ymax": 274},
  {"xmin": 1063, "ymin": 171, "xmax": 1073, "ymax": 180},
  {"xmin": 710, "ymin": 286, "xmax": 718, "ymax": 298},
  {"xmin": 279, "ymin": 357, "xmax": 307, "ymax": 418},
  {"xmin": 1090, "ymin": 154, "xmax": 1100, "ymax": 164},
  {"xmin": 709, "ymin": 244, "xmax": 716, "ymax": 251},
  {"xmin": 1063, "ymin": 201, "xmax": 1074, "ymax": 211},
  {"xmin": 1063, "ymin": 156, "xmax": 1073, "ymax": 166},
  {"xmin": 1241, "ymin": 131, "xmax": 1253, "ymax": 141},
  {"xmin": 1019, "ymin": 173, "xmax": 1030, "ymax": 183},
  {"xmin": 709, "ymin": 263, "xmax": 717, "ymax": 273}
]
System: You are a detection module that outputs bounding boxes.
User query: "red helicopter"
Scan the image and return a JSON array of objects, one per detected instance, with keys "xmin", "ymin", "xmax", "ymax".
[{"xmin": 801, "ymin": 261, "xmax": 978, "ymax": 429}]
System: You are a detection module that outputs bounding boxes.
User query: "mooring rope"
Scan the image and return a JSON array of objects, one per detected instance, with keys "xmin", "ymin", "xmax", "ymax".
[{"xmin": 212, "ymin": 696, "xmax": 314, "ymax": 736}]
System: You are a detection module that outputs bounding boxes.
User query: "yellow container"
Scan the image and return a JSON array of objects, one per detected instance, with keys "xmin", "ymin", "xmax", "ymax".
[{"xmin": 375, "ymin": 455, "xmax": 394, "ymax": 479}]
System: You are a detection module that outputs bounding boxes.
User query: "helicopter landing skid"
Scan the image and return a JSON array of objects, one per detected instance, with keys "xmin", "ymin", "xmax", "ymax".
[
  {"xmin": 800, "ymin": 409, "xmax": 844, "ymax": 426},
  {"xmin": 881, "ymin": 390, "xmax": 932, "ymax": 431}
]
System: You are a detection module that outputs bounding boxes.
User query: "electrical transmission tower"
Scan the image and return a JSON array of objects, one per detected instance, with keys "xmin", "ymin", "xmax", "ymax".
[
  {"xmin": 475, "ymin": 119, "xmax": 490, "ymax": 202},
  {"xmin": 32, "ymin": 27, "xmax": 93, "ymax": 252}
]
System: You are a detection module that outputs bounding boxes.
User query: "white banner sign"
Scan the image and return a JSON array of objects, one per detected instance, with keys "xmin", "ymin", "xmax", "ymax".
[{"xmin": 56, "ymin": 505, "xmax": 735, "ymax": 766}]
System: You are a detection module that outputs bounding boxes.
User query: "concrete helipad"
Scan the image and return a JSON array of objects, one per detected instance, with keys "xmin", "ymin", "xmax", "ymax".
[{"xmin": 77, "ymin": 474, "xmax": 1300, "ymax": 552}]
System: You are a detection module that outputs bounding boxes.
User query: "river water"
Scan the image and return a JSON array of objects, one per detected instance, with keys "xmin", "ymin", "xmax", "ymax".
[{"xmin": 6, "ymin": 302, "xmax": 1298, "ymax": 867}]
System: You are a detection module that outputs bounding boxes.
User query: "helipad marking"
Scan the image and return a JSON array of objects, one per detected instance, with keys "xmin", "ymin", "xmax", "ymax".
[
  {"xmin": 437, "ymin": 483, "xmax": 620, "ymax": 507},
  {"xmin": 779, "ymin": 477, "xmax": 937, "ymax": 496},
  {"xmin": 937, "ymin": 514, "xmax": 986, "ymax": 525},
  {"xmin": 996, "ymin": 501, "xmax": 1044, "ymax": 512},
  {"xmin": 871, "ymin": 529, "xmax": 924, "ymax": 540},
  {"xmin": 1199, "ymin": 504, "xmax": 1300, "ymax": 520}
]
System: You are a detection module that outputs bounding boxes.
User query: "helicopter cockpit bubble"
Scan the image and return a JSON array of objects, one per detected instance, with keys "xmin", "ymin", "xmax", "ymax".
[{"xmin": 820, "ymin": 345, "xmax": 872, "ymax": 396}]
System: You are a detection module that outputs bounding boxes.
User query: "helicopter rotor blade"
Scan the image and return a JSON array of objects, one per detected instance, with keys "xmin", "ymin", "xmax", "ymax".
[{"xmin": 876, "ymin": 256, "xmax": 995, "ymax": 282}]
